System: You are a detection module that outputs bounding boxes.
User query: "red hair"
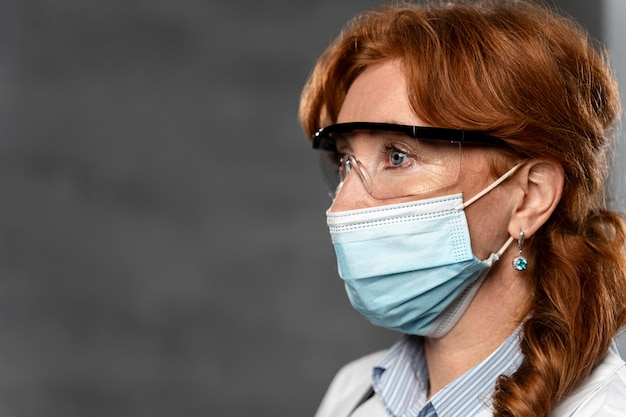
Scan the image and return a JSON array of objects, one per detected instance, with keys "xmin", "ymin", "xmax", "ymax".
[{"xmin": 299, "ymin": 1, "xmax": 626, "ymax": 415}]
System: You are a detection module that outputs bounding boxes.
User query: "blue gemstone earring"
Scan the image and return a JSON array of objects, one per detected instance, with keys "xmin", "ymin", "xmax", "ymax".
[{"xmin": 512, "ymin": 231, "xmax": 528, "ymax": 271}]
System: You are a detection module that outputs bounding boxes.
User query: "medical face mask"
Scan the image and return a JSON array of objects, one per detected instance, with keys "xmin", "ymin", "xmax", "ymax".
[{"xmin": 326, "ymin": 165, "xmax": 519, "ymax": 337}]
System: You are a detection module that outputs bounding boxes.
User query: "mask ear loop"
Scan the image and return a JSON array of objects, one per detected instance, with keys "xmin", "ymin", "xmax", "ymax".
[
  {"xmin": 454, "ymin": 161, "xmax": 523, "ymax": 265},
  {"xmin": 480, "ymin": 233, "xmax": 516, "ymax": 268},
  {"xmin": 492, "ymin": 236, "xmax": 514, "ymax": 261},
  {"xmin": 455, "ymin": 162, "xmax": 524, "ymax": 210}
]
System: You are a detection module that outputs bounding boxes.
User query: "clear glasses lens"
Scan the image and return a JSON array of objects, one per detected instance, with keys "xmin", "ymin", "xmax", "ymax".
[{"xmin": 319, "ymin": 131, "xmax": 461, "ymax": 199}]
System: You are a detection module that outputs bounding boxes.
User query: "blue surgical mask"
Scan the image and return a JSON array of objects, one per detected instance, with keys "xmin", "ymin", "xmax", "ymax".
[{"xmin": 326, "ymin": 165, "xmax": 520, "ymax": 337}]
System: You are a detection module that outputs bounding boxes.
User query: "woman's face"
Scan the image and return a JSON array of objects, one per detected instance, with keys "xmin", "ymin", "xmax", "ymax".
[{"xmin": 330, "ymin": 60, "xmax": 516, "ymax": 260}]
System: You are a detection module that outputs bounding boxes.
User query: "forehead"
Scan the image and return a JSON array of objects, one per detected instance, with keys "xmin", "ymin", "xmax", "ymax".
[
  {"xmin": 337, "ymin": 60, "xmax": 427, "ymax": 127},
  {"xmin": 334, "ymin": 60, "xmax": 508, "ymax": 176}
]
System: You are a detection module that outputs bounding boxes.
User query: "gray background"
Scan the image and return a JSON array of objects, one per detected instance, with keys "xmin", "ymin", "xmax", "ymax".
[{"xmin": 0, "ymin": 1, "xmax": 621, "ymax": 416}]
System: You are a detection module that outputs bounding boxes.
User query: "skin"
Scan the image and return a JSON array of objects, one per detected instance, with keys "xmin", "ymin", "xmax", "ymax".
[{"xmin": 329, "ymin": 60, "xmax": 564, "ymax": 397}]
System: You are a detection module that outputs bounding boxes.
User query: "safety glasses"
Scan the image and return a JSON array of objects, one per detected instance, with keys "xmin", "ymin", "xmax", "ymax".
[{"xmin": 312, "ymin": 122, "xmax": 509, "ymax": 199}]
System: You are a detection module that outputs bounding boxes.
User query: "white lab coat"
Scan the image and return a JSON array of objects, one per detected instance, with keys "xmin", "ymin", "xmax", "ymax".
[{"xmin": 315, "ymin": 346, "xmax": 626, "ymax": 417}]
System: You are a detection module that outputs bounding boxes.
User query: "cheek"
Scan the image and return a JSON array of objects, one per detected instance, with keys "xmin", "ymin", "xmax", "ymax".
[
  {"xmin": 457, "ymin": 148, "xmax": 515, "ymax": 257},
  {"xmin": 464, "ymin": 187, "xmax": 513, "ymax": 258}
]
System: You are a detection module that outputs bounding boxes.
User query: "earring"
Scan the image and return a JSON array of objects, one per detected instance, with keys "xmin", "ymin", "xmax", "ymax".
[{"xmin": 512, "ymin": 231, "xmax": 528, "ymax": 271}]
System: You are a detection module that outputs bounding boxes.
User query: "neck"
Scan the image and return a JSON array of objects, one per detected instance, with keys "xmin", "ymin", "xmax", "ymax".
[{"xmin": 423, "ymin": 262, "xmax": 530, "ymax": 398}]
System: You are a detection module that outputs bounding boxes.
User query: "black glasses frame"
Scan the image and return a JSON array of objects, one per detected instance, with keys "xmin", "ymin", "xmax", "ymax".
[{"xmin": 312, "ymin": 122, "xmax": 509, "ymax": 150}]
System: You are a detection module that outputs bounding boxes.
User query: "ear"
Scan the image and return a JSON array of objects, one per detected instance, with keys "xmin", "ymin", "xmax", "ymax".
[{"xmin": 507, "ymin": 159, "xmax": 564, "ymax": 239}]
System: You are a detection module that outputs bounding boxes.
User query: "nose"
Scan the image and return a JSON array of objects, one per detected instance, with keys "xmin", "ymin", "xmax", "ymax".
[{"xmin": 328, "ymin": 167, "xmax": 381, "ymax": 212}]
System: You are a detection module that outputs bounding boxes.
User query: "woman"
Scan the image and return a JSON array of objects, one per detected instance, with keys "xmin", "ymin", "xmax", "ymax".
[{"xmin": 299, "ymin": 1, "xmax": 626, "ymax": 416}]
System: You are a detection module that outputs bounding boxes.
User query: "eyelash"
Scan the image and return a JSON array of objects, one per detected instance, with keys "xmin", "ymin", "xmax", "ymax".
[
  {"xmin": 330, "ymin": 140, "xmax": 418, "ymax": 169},
  {"xmin": 382, "ymin": 142, "xmax": 415, "ymax": 168}
]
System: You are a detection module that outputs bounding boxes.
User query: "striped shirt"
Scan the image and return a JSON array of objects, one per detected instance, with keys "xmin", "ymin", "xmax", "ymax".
[{"xmin": 371, "ymin": 329, "xmax": 524, "ymax": 416}]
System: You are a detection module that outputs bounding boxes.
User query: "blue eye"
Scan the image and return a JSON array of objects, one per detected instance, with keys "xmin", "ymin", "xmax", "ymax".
[{"xmin": 389, "ymin": 150, "xmax": 408, "ymax": 166}]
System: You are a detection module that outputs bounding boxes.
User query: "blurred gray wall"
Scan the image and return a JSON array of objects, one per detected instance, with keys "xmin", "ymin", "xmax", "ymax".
[
  {"xmin": 0, "ymin": 1, "xmax": 620, "ymax": 417},
  {"xmin": 605, "ymin": 0, "xmax": 626, "ymax": 212}
]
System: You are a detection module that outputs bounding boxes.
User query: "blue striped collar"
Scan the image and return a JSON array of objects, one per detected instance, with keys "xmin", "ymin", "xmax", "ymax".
[{"xmin": 372, "ymin": 328, "xmax": 524, "ymax": 416}]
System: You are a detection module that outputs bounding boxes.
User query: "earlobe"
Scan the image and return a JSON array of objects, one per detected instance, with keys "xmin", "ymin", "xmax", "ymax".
[{"xmin": 507, "ymin": 159, "xmax": 564, "ymax": 238}]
